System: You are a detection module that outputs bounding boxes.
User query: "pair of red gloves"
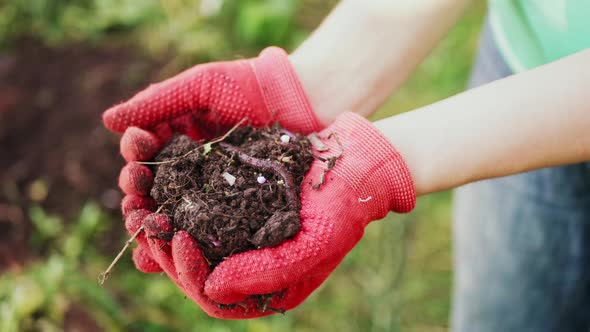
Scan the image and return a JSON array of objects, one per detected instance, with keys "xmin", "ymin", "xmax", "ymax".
[{"xmin": 103, "ymin": 47, "xmax": 416, "ymax": 319}]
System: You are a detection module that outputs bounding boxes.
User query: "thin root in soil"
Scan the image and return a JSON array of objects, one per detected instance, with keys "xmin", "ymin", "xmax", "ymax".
[{"xmin": 311, "ymin": 132, "xmax": 344, "ymax": 190}]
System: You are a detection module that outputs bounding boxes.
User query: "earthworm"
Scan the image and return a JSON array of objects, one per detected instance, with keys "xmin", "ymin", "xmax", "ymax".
[{"xmin": 218, "ymin": 142, "xmax": 299, "ymax": 211}]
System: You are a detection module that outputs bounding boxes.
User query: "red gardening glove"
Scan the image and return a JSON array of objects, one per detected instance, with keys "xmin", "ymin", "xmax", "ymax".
[
  {"xmin": 104, "ymin": 47, "xmax": 323, "ymax": 275},
  {"xmin": 119, "ymin": 113, "xmax": 415, "ymax": 319},
  {"xmin": 102, "ymin": 46, "xmax": 322, "ymax": 136},
  {"xmin": 125, "ymin": 209, "xmax": 281, "ymax": 318},
  {"xmin": 202, "ymin": 112, "xmax": 416, "ymax": 311}
]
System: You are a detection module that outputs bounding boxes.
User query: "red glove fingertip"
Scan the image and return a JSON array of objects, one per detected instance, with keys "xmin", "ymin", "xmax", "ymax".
[
  {"xmin": 172, "ymin": 231, "xmax": 210, "ymax": 286},
  {"xmin": 144, "ymin": 214, "xmax": 180, "ymax": 284},
  {"xmin": 102, "ymin": 105, "xmax": 126, "ymax": 133},
  {"xmin": 121, "ymin": 195, "xmax": 156, "ymax": 218},
  {"xmin": 143, "ymin": 213, "xmax": 172, "ymax": 234},
  {"xmin": 119, "ymin": 163, "xmax": 153, "ymax": 196},
  {"xmin": 133, "ymin": 247, "xmax": 163, "ymax": 273},
  {"xmin": 120, "ymin": 127, "xmax": 161, "ymax": 162},
  {"xmin": 125, "ymin": 209, "xmax": 152, "ymax": 234}
]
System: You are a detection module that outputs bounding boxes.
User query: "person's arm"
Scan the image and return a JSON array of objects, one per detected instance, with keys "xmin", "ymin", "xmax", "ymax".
[
  {"xmin": 375, "ymin": 49, "xmax": 590, "ymax": 196},
  {"xmin": 290, "ymin": 0, "xmax": 472, "ymax": 125}
]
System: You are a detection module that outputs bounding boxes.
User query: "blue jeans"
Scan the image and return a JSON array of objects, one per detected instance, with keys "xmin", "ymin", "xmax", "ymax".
[{"xmin": 451, "ymin": 20, "xmax": 590, "ymax": 332}]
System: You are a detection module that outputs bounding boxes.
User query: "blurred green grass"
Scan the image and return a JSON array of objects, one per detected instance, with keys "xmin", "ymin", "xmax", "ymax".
[{"xmin": 0, "ymin": 1, "xmax": 485, "ymax": 331}]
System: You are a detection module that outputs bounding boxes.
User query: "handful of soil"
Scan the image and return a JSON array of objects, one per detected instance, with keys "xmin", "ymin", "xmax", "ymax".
[{"xmin": 150, "ymin": 125, "xmax": 313, "ymax": 268}]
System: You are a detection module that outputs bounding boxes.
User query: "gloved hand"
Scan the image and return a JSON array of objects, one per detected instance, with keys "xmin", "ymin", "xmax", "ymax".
[
  {"xmin": 118, "ymin": 112, "xmax": 416, "ymax": 319},
  {"xmin": 103, "ymin": 46, "xmax": 322, "ymax": 136},
  {"xmin": 104, "ymin": 47, "xmax": 323, "ymax": 275}
]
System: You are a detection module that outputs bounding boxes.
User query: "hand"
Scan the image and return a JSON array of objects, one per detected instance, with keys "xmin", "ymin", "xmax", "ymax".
[
  {"xmin": 103, "ymin": 46, "xmax": 322, "ymax": 137},
  {"xmin": 203, "ymin": 112, "xmax": 416, "ymax": 311},
  {"xmin": 104, "ymin": 47, "xmax": 323, "ymax": 279},
  {"xmin": 119, "ymin": 112, "xmax": 416, "ymax": 318}
]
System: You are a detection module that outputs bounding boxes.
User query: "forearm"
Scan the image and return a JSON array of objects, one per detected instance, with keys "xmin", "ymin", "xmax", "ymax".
[
  {"xmin": 290, "ymin": 0, "xmax": 471, "ymax": 125},
  {"xmin": 375, "ymin": 49, "xmax": 590, "ymax": 196}
]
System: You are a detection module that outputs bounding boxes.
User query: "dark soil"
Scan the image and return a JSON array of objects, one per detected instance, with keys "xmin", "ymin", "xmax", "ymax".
[{"xmin": 150, "ymin": 126, "xmax": 313, "ymax": 267}]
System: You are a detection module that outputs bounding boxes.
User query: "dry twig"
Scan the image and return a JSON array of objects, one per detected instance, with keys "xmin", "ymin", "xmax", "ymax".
[
  {"xmin": 312, "ymin": 133, "xmax": 344, "ymax": 190},
  {"xmin": 98, "ymin": 206, "xmax": 163, "ymax": 285},
  {"xmin": 137, "ymin": 117, "xmax": 248, "ymax": 165}
]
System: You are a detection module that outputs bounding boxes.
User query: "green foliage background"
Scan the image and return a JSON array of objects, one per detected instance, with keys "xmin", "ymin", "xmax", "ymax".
[{"xmin": 0, "ymin": 1, "xmax": 485, "ymax": 331}]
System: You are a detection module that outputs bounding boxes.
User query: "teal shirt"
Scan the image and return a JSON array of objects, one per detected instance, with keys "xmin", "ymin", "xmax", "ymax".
[{"xmin": 489, "ymin": 0, "xmax": 590, "ymax": 72}]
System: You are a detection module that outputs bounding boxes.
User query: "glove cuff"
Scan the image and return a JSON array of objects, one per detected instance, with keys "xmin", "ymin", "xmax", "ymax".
[
  {"xmin": 320, "ymin": 113, "xmax": 416, "ymax": 218},
  {"xmin": 251, "ymin": 47, "xmax": 323, "ymax": 135}
]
